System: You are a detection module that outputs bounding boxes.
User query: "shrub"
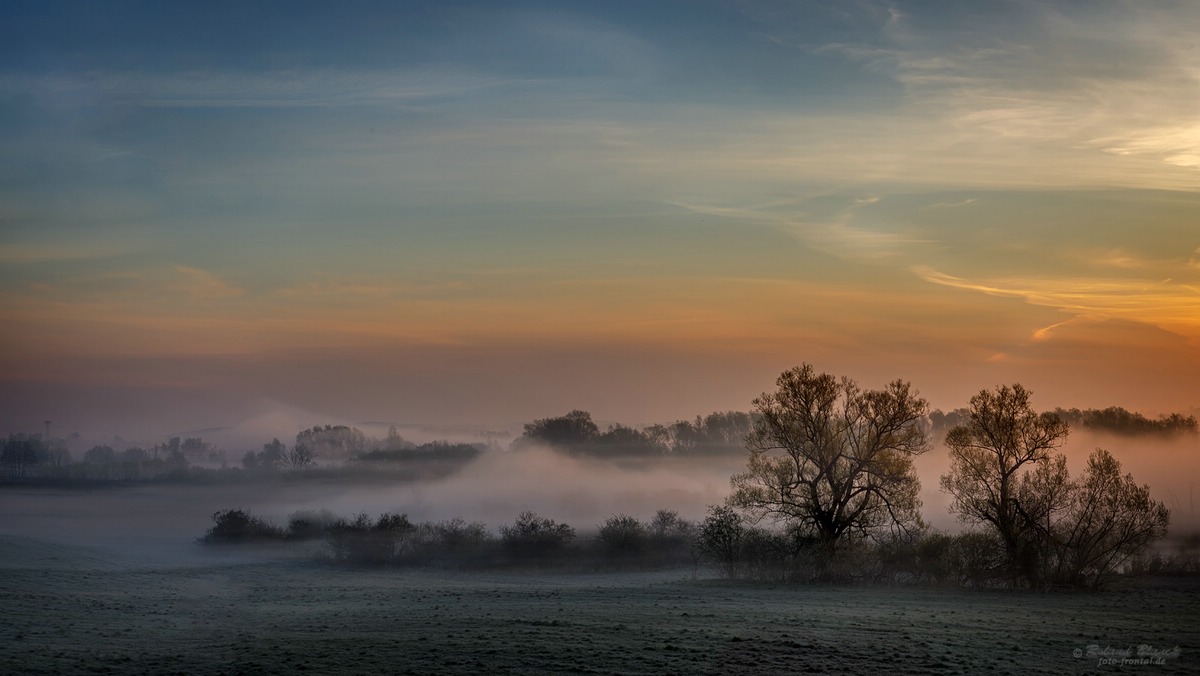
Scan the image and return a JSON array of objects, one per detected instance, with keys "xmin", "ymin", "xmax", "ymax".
[
  {"xmin": 598, "ymin": 514, "xmax": 647, "ymax": 558},
  {"xmin": 199, "ymin": 509, "xmax": 284, "ymax": 544},
  {"xmin": 500, "ymin": 511, "xmax": 576, "ymax": 558},
  {"xmin": 326, "ymin": 512, "xmax": 416, "ymax": 565},
  {"xmin": 646, "ymin": 509, "xmax": 697, "ymax": 567},
  {"xmin": 952, "ymin": 531, "xmax": 1008, "ymax": 587},
  {"xmin": 414, "ymin": 518, "xmax": 495, "ymax": 566},
  {"xmin": 286, "ymin": 509, "xmax": 341, "ymax": 540},
  {"xmin": 696, "ymin": 505, "xmax": 744, "ymax": 578},
  {"xmin": 739, "ymin": 527, "xmax": 794, "ymax": 581}
]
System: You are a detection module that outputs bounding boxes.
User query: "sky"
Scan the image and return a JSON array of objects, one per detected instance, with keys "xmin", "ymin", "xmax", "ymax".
[{"xmin": 2, "ymin": 0, "xmax": 1199, "ymax": 442}]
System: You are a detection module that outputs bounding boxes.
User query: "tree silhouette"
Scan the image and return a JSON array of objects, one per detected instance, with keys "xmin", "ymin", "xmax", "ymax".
[
  {"xmin": 940, "ymin": 384, "xmax": 1070, "ymax": 586},
  {"xmin": 730, "ymin": 364, "xmax": 930, "ymax": 550},
  {"xmin": 941, "ymin": 385, "xmax": 1169, "ymax": 588}
]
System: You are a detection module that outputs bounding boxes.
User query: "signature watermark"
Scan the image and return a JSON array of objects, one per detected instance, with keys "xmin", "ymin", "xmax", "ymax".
[{"xmin": 1073, "ymin": 644, "xmax": 1181, "ymax": 667}]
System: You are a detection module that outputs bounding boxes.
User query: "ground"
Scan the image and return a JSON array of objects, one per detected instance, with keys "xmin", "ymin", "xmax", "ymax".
[{"xmin": 1, "ymin": 535, "xmax": 1197, "ymax": 675}]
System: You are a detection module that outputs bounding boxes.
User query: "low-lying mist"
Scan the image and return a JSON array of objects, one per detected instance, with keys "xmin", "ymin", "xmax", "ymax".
[
  {"xmin": 0, "ymin": 446, "xmax": 744, "ymax": 565},
  {"xmin": 264, "ymin": 445, "xmax": 746, "ymax": 533},
  {"xmin": 3, "ymin": 427, "xmax": 1195, "ymax": 568}
]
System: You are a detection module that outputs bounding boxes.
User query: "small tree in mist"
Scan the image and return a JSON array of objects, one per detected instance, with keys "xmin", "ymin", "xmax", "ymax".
[
  {"xmin": 696, "ymin": 505, "xmax": 744, "ymax": 578},
  {"xmin": 1047, "ymin": 449, "xmax": 1169, "ymax": 588},
  {"xmin": 598, "ymin": 514, "xmax": 648, "ymax": 559},
  {"xmin": 279, "ymin": 442, "xmax": 316, "ymax": 471},
  {"xmin": 2, "ymin": 434, "xmax": 44, "ymax": 480},
  {"xmin": 729, "ymin": 364, "xmax": 931, "ymax": 551},
  {"xmin": 646, "ymin": 510, "xmax": 698, "ymax": 567}
]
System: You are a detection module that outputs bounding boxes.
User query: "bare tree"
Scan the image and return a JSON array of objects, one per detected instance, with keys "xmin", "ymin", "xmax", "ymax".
[
  {"xmin": 696, "ymin": 505, "xmax": 744, "ymax": 578},
  {"xmin": 941, "ymin": 385, "xmax": 1168, "ymax": 588},
  {"xmin": 940, "ymin": 384, "xmax": 1070, "ymax": 586},
  {"xmin": 279, "ymin": 442, "xmax": 316, "ymax": 471},
  {"xmin": 1050, "ymin": 449, "xmax": 1170, "ymax": 588},
  {"xmin": 729, "ymin": 364, "xmax": 930, "ymax": 549}
]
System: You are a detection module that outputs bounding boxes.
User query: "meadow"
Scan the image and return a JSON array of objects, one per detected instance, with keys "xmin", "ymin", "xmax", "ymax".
[{"xmin": 2, "ymin": 532, "xmax": 1197, "ymax": 675}]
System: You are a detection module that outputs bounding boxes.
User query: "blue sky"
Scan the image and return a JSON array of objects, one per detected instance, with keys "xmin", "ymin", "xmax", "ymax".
[{"xmin": 2, "ymin": 1, "xmax": 1199, "ymax": 439}]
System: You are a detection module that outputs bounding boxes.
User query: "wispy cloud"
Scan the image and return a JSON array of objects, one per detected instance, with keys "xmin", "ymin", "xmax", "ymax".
[
  {"xmin": 171, "ymin": 266, "xmax": 244, "ymax": 299},
  {"xmin": 810, "ymin": 2, "xmax": 1200, "ymax": 190},
  {"xmin": 913, "ymin": 266, "xmax": 1200, "ymax": 340},
  {"xmin": 671, "ymin": 198, "xmax": 927, "ymax": 263}
]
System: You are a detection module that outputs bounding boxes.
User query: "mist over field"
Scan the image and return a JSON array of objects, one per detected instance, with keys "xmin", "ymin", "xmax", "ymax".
[{"xmin": 4, "ymin": 425, "xmax": 1196, "ymax": 557}]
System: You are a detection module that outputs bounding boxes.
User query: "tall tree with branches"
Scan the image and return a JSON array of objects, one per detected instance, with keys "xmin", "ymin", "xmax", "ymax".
[
  {"xmin": 940, "ymin": 384, "xmax": 1071, "ymax": 586},
  {"xmin": 729, "ymin": 364, "xmax": 931, "ymax": 550}
]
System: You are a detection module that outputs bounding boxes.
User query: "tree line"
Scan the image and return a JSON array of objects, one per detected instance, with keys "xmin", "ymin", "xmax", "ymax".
[
  {"xmin": 6, "ymin": 394, "xmax": 1192, "ymax": 483},
  {"xmin": 929, "ymin": 405, "xmax": 1197, "ymax": 436},
  {"xmin": 0, "ymin": 424, "xmax": 486, "ymax": 484}
]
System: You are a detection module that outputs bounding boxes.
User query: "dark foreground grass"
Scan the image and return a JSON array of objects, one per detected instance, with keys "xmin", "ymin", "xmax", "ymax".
[{"xmin": 2, "ymin": 535, "xmax": 1197, "ymax": 675}]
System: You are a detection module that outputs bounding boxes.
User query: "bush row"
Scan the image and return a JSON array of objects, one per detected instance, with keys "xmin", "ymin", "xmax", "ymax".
[
  {"xmin": 199, "ymin": 508, "xmax": 699, "ymax": 569},
  {"xmin": 200, "ymin": 506, "xmax": 1200, "ymax": 582}
]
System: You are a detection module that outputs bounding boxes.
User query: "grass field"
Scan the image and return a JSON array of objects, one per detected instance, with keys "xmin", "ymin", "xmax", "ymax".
[{"xmin": 2, "ymin": 534, "xmax": 1197, "ymax": 675}]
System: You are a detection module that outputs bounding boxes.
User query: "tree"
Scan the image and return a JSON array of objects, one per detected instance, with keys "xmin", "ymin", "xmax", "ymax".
[
  {"xmin": 260, "ymin": 438, "xmax": 286, "ymax": 467},
  {"xmin": 326, "ymin": 512, "xmax": 416, "ymax": 564},
  {"xmin": 696, "ymin": 505, "xmax": 744, "ymax": 578},
  {"xmin": 499, "ymin": 511, "xmax": 575, "ymax": 557},
  {"xmin": 941, "ymin": 385, "xmax": 1169, "ymax": 588},
  {"xmin": 279, "ymin": 442, "xmax": 316, "ymax": 471},
  {"xmin": 84, "ymin": 444, "xmax": 117, "ymax": 464},
  {"xmin": 295, "ymin": 425, "xmax": 367, "ymax": 458},
  {"xmin": 939, "ymin": 384, "xmax": 1070, "ymax": 586},
  {"xmin": 517, "ymin": 410, "xmax": 600, "ymax": 450},
  {"xmin": 597, "ymin": 514, "xmax": 647, "ymax": 557},
  {"xmin": 2, "ymin": 434, "xmax": 44, "ymax": 479},
  {"xmin": 199, "ymin": 508, "xmax": 285, "ymax": 544},
  {"xmin": 729, "ymin": 364, "xmax": 930, "ymax": 549},
  {"xmin": 1050, "ymin": 449, "xmax": 1170, "ymax": 588}
]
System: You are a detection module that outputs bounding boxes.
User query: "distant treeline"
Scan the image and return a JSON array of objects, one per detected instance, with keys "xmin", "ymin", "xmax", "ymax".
[
  {"xmin": 929, "ymin": 406, "xmax": 1198, "ymax": 436},
  {"xmin": 514, "ymin": 409, "xmax": 755, "ymax": 458},
  {"xmin": 4, "ymin": 403, "xmax": 1194, "ymax": 485}
]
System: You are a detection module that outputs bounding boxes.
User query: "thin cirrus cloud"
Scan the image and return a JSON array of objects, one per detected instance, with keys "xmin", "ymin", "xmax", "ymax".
[
  {"xmin": 805, "ymin": 2, "xmax": 1200, "ymax": 191},
  {"xmin": 912, "ymin": 266, "xmax": 1200, "ymax": 342},
  {"xmin": 670, "ymin": 198, "xmax": 927, "ymax": 263}
]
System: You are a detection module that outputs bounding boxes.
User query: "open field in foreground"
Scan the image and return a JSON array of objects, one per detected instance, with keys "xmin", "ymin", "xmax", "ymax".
[{"xmin": 1, "ymin": 536, "xmax": 1198, "ymax": 675}]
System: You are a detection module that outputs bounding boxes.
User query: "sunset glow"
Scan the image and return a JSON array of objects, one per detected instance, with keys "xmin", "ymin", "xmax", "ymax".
[{"xmin": 2, "ymin": 1, "xmax": 1198, "ymax": 438}]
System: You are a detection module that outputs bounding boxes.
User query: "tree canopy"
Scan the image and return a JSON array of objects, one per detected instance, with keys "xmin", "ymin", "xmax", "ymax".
[{"xmin": 729, "ymin": 364, "xmax": 931, "ymax": 549}]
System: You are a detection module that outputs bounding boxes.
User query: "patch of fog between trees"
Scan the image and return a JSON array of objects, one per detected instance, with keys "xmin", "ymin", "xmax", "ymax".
[{"xmin": 264, "ymin": 445, "xmax": 748, "ymax": 533}]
